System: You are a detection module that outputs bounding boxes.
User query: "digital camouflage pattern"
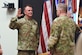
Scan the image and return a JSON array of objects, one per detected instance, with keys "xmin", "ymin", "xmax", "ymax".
[
  {"xmin": 9, "ymin": 16, "xmax": 39, "ymax": 50},
  {"xmin": 18, "ymin": 50, "xmax": 35, "ymax": 55},
  {"xmin": 48, "ymin": 16, "xmax": 77, "ymax": 55}
]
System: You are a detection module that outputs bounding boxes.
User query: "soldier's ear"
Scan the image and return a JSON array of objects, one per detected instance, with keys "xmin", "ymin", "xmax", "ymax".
[{"xmin": 24, "ymin": 10, "xmax": 26, "ymax": 15}]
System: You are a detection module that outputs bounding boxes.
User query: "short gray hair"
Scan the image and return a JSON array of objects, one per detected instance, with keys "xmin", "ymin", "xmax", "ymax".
[{"xmin": 57, "ymin": 3, "xmax": 67, "ymax": 13}]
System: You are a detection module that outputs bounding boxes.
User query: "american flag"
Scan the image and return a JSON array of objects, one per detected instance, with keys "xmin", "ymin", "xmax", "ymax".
[{"xmin": 38, "ymin": 0, "xmax": 52, "ymax": 54}]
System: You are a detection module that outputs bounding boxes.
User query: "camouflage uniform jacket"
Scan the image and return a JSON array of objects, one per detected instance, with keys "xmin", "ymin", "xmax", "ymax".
[
  {"xmin": 9, "ymin": 16, "xmax": 39, "ymax": 50},
  {"xmin": 48, "ymin": 16, "xmax": 76, "ymax": 55}
]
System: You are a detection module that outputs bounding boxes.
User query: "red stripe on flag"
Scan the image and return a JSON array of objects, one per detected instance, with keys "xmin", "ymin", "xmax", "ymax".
[
  {"xmin": 40, "ymin": 27, "xmax": 46, "ymax": 53},
  {"xmin": 44, "ymin": 3, "xmax": 50, "ymax": 37},
  {"xmin": 72, "ymin": 0, "xmax": 77, "ymax": 13}
]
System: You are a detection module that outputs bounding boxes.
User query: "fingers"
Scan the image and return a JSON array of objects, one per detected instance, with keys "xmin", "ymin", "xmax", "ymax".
[
  {"xmin": 18, "ymin": 8, "xmax": 21, "ymax": 14},
  {"xmin": 17, "ymin": 8, "xmax": 24, "ymax": 17}
]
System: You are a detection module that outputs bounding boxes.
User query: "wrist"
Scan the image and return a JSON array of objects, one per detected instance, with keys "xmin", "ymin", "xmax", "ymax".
[{"xmin": 11, "ymin": 17, "xmax": 18, "ymax": 22}]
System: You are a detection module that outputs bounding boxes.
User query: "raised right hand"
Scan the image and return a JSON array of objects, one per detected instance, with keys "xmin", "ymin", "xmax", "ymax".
[{"xmin": 17, "ymin": 8, "xmax": 24, "ymax": 17}]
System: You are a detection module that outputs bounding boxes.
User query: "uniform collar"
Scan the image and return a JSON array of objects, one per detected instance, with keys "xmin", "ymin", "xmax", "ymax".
[{"xmin": 24, "ymin": 16, "xmax": 32, "ymax": 21}]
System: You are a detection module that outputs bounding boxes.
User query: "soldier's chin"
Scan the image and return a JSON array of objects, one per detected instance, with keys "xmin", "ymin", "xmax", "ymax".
[
  {"xmin": 57, "ymin": 14, "xmax": 59, "ymax": 17},
  {"xmin": 28, "ymin": 15, "xmax": 32, "ymax": 18},
  {"xmin": 29, "ymin": 15, "xmax": 33, "ymax": 17}
]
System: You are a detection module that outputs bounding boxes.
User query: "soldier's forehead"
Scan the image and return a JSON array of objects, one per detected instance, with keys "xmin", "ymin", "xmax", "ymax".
[{"xmin": 25, "ymin": 6, "xmax": 32, "ymax": 9}]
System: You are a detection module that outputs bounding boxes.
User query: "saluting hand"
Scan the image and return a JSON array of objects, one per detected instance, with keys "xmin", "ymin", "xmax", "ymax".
[{"xmin": 17, "ymin": 8, "xmax": 24, "ymax": 17}]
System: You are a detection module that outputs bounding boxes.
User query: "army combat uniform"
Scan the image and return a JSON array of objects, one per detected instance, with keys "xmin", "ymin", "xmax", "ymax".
[
  {"xmin": 48, "ymin": 16, "xmax": 77, "ymax": 55},
  {"xmin": 9, "ymin": 16, "xmax": 39, "ymax": 55}
]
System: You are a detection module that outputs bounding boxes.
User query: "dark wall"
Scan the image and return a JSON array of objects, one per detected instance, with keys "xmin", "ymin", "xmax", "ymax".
[
  {"xmin": 79, "ymin": 0, "xmax": 82, "ymax": 7},
  {"xmin": 18, "ymin": 0, "xmax": 43, "ymax": 27}
]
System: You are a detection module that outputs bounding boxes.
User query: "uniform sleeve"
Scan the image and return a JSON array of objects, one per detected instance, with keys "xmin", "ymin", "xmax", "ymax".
[
  {"xmin": 36, "ymin": 26, "xmax": 40, "ymax": 47},
  {"xmin": 48, "ymin": 21, "xmax": 61, "ymax": 50},
  {"xmin": 9, "ymin": 17, "xmax": 20, "ymax": 30},
  {"xmin": 31, "ymin": 20, "xmax": 39, "ymax": 47},
  {"xmin": 34, "ymin": 22, "xmax": 39, "ymax": 47},
  {"xmin": 35, "ymin": 22, "xmax": 39, "ymax": 47}
]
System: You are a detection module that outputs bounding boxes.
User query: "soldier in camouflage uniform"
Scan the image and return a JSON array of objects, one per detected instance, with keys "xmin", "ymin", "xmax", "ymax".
[
  {"xmin": 9, "ymin": 5, "xmax": 39, "ymax": 55},
  {"xmin": 48, "ymin": 3, "xmax": 77, "ymax": 55}
]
